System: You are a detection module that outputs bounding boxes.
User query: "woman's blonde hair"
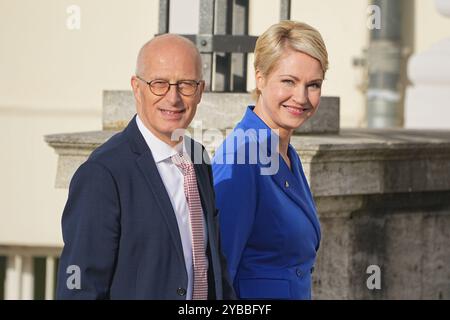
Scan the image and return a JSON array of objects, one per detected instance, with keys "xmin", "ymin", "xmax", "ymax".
[{"xmin": 253, "ymin": 20, "xmax": 329, "ymax": 99}]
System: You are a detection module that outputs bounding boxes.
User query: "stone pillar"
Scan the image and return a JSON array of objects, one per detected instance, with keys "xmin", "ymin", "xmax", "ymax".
[{"xmin": 405, "ymin": 0, "xmax": 450, "ymax": 129}]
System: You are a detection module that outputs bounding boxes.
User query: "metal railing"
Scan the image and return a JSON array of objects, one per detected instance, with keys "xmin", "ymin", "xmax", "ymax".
[{"xmin": 159, "ymin": 0, "xmax": 291, "ymax": 92}]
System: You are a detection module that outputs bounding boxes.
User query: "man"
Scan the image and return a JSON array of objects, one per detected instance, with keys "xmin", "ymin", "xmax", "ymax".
[{"xmin": 56, "ymin": 34, "xmax": 235, "ymax": 299}]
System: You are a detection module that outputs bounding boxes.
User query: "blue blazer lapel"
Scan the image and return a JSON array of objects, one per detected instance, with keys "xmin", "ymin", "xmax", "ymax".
[
  {"xmin": 270, "ymin": 158, "xmax": 321, "ymax": 244},
  {"xmin": 239, "ymin": 106, "xmax": 321, "ymax": 245},
  {"xmin": 126, "ymin": 116, "xmax": 185, "ymax": 266}
]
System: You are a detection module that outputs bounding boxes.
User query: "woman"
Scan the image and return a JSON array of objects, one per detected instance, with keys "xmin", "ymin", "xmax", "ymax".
[{"xmin": 212, "ymin": 20, "xmax": 328, "ymax": 300}]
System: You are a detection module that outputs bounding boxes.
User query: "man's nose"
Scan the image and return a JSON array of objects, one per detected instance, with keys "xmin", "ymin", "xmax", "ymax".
[{"xmin": 165, "ymin": 84, "xmax": 182, "ymax": 104}]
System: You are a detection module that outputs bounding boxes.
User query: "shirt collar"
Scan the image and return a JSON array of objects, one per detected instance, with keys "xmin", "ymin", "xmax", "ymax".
[{"xmin": 136, "ymin": 115, "xmax": 186, "ymax": 163}]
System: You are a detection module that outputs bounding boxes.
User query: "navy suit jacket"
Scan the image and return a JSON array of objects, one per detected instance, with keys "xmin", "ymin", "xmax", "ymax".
[
  {"xmin": 212, "ymin": 106, "xmax": 321, "ymax": 300},
  {"xmin": 56, "ymin": 115, "xmax": 235, "ymax": 300}
]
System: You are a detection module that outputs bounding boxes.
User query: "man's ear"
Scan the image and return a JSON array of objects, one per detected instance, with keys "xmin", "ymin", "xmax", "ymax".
[
  {"xmin": 131, "ymin": 76, "xmax": 142, "ymax": 105},
  {"xmin": 196, "ymin": 80, "xmax": 206, "ymax": 103},
  {"xmin": 255, "ymin": 69, "xmax": 265, "ymax": 92}
]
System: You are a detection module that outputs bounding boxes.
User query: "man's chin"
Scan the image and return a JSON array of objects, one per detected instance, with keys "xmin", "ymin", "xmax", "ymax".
[{"xmin": 164, "ymin": 126, "xmax": 188, "ymax": 142}]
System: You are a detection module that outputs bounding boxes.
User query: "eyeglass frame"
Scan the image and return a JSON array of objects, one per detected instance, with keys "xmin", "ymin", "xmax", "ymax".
[{"xmin": 135, "ymin": 75, "xmax": 204, "ymax": 97}]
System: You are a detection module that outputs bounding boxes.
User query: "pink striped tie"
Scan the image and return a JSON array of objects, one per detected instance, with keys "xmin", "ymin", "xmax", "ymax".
[{"xmin": 172, "ymin": 153, "xmax": 208, "ymax": 300}]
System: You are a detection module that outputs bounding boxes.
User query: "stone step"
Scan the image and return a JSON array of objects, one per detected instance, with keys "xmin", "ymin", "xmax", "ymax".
[{"xmin": 102, "ymin": 91, "xmax": 340, "ymax": 134}]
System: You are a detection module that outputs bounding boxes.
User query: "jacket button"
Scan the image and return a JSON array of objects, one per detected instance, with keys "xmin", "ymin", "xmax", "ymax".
[
  {"xmin": 177, "ymin": 288, "xmax": 186, "ymax": 296},
  {"xmin": 296, "ymin": 268, "xmax": 303, "ymax": 277}
]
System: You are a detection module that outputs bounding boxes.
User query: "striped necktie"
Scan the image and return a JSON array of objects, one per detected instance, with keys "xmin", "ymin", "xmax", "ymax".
[{"xmin": 172, "ymin": 153, "xmax": 208, "ymax": 300}]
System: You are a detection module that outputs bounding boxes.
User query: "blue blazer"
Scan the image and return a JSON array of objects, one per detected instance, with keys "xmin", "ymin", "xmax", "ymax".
[
  {"xmin": 56, "ymin": 115, "xmax": 235, "ymax": 300},
  {"xmin": 212, "ymin": 106, "xmax": 321, "ymax": 300}
]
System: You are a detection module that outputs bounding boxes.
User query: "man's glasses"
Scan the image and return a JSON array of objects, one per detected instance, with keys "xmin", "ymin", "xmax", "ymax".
[{"xmin": 136, "ymin": 76, "xmax": 203, "ymax": 96}]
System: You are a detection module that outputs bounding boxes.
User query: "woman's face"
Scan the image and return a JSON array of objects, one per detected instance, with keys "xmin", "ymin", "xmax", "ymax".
[{"xmin": 255, "ymin": 48, "xmax": 324, "ymax": 135}]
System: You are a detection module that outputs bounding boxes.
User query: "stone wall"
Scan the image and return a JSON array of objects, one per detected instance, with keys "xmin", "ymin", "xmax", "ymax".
[{"xmin": 45, "ymin": 91, "xmax": 450, "ymax": 299}]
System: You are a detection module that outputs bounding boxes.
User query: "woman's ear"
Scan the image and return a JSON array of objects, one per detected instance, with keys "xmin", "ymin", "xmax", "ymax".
[{"xmin": 255, "ymin": 69, "xmax": 265, "ymax": 92}]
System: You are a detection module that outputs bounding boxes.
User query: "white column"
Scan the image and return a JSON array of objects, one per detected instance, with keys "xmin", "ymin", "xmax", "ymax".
[
  {"xmin": 404, "ymin": 0, "xmax": 450, "ymax": 129},
  {"xmin": 4, "ymin": 255, "xmax": 22, "ymax": 300},
  {"xmin": 21, "ymin": 256, "xmax": 34, "ymax": 300},
  {"xmin": 45, "ymin": 257, "xmax": 56, "ymax": 300}
]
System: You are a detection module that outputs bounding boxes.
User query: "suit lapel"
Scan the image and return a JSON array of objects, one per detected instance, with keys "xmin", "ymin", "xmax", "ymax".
[
  {"xmin": 135, "ymin": 155, "xmax": 184, "ymax": 264},
  {"xmin": 126, "ymin": 116, "xmax": 185, "ymax": 266},
  {"xmin": 193, "ymin": 162, "xmax": 223, "ymax": 299},
  {"xmin": 185, "ymin": 136, "xmax": 214, "ymax": 217},
  {"xmin": 194, "ymin": 163, "xmax": 214, "ymax": 216}
]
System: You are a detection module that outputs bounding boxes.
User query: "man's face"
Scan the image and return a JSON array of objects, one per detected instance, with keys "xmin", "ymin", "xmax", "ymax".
[{"xmin": 132, "ymin": 41, "xmax": 204, "ymax": 145}]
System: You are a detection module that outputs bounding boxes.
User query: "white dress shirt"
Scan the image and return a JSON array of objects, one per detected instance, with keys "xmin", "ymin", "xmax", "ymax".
[{"xmin": 136, "ymin": 115, "xmax": 207, "ymax": 300}]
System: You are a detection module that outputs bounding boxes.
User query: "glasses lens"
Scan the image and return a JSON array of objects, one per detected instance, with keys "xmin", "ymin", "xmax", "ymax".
[
  {"xmin": 177, "ymin": 81, "xmax": 198, "ymax": 96},
  {"xmin": 150, "ymin": 80, "xmax": 169, "ymax": 95}
]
